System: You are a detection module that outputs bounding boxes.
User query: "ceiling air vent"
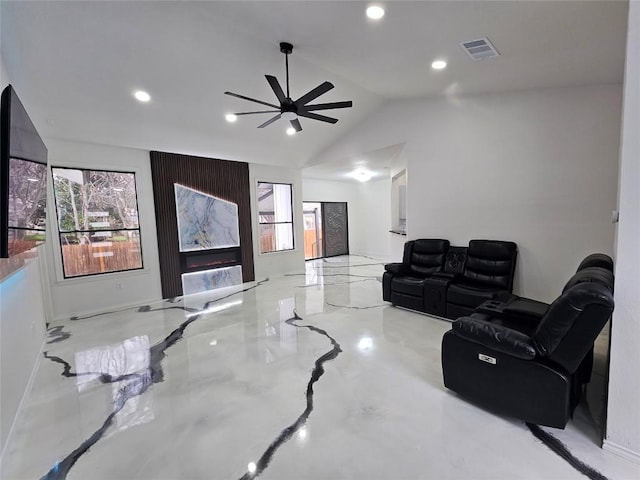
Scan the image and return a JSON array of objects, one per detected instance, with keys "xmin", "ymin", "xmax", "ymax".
[{"xmin": 460, "ymin": 37, "xmax": 500, "ymax": 60}]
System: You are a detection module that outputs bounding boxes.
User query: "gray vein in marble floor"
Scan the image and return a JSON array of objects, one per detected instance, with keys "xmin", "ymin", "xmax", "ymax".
[
  {"xmin": 325, "ymin": 301, "xmax": 386, "ymax": 309},
  {"xmin": 286, "ymin": 272, "xmax": 380, "ymax": 279},
  {"xmin": 239, "ymin": 311, "xmax": 342, "ymax": 480},
  {"xmin": 295, "ymin": 278, "xmax": 378, "ymax": 288},
  {"xmin": 311, "ymin": 262, "xmax": 384, "ymax": 268},
  {"xmin": 46, "ymin": 326, "xmax": 71, "ymax": 344},
  {"xmin": 43, "ymin": 352, "xmax": 141, "ymax": 383},
  {"xmin": 527, "ymin": 423, "xmax": 609, "ymax": 480}
]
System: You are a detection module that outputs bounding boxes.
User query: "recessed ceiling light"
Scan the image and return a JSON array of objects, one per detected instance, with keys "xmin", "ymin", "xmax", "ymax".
[
  {"xmin": 366, "ymin": 5, "xmax": 385, "ymax": 20},
  {"xmin": 134, "ymin": 90, "xmax": 151, "ymax": 102},
  {"xmin": 286, "ymin": 127, "xmax": 296, "ymax": 136},
  {"xmin": 431, "ymin": 60, "xmax": 447, "ymax": 70},
  {"xmin": 352, "ymin": 169, "xmax": 373, "ymax": 182},
  {"xmin": 225, "ymin": 113, "xmax": 238, "ymax": 123}
]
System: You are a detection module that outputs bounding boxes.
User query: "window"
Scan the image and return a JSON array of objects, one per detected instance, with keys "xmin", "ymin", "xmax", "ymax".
[
  {"xmin": 52, "ymin": 167, "xmax": 143, "ymax": 278},
  {"xmin": 257, "ymin": 182, "xmax": 294, "ymax": 253}
]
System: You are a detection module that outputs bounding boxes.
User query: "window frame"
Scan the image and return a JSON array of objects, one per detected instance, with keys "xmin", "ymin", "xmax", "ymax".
[
  {"xmin": 51, "ymin": 165, "xmax": 145, "ymax": 279},
  {"xmin": 257, "ymin": 181, "xmax": 295, "ymax": 254}
]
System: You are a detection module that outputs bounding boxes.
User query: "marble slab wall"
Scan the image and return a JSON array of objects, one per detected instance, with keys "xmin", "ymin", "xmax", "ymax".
[{"xmin": 174, "ymin": 184, "xmax": 240, "ymax": 252}]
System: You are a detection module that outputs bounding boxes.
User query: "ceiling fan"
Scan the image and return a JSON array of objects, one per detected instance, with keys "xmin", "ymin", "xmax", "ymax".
[{"xmin": 224, "ymin": 42, "xmax": 353, "ymax": 133}]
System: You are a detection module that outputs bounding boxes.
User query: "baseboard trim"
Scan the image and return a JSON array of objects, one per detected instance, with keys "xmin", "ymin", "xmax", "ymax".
[
  {"xmin": 0, "ymin": 335, "xmax": 46, "ymax": 462},
  {"xmin": 602, "ymin": 439, "xmax": 640, "ymax": 464}
]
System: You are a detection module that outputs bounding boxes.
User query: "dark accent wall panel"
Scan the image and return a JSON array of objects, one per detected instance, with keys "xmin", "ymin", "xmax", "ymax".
[
  {"xmin": 323, "ymin": 202, "xmax": 349, "ymax": 257},
  {"xmin": 150, "ymin": 151, "xmax": 255, "ymax": 298}
]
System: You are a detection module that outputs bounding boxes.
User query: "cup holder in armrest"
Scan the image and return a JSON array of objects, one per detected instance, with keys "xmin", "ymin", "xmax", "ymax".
[{"xmin": 476, "ymin": 299, "xmax": 508, "ymax": 315}]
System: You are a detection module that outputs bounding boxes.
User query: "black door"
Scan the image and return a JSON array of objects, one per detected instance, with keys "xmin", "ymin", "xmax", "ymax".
[{"xmin": 322, "ymin": 202, "xmax": 349, "ymax": 257}]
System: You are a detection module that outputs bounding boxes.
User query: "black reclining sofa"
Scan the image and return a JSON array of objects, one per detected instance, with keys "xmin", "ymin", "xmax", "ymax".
[
  {"xmin": 383, "ymin": 239, "xmax": 517, "ymax": 319},
  {"xmin": 441, "ymin": 254, "xmax": 614, "ymax": 428}
]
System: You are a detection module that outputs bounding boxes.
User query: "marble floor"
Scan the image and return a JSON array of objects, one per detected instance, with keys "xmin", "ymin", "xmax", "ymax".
[{"xmin": 2, "ymin": 256, "xmax": 639, "ymax": 480}]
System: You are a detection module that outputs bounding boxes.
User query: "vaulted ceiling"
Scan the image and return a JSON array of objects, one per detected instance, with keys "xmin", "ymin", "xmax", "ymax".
[{"xmin": 1, "ymin": 1, "xmax": 628, "ymax": 174}]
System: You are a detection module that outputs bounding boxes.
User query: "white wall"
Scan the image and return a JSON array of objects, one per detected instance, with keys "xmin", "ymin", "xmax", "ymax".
[
  {"xmin": 0, "ymin": 54, "xmax": 48, "ymax": 457},
  {"xmin": 249, "ymin": 163, "xmax": 305, "ymax": 279},
  {"xmin": 605, "ymin": 0, "xmax": 640, "ymax": 462},
  {"xmin": 302, "ymin": 177, "xmax": 402, "ymax": 260},
  {"xmin": 43, "ymin": 139, "xmax": 162, "ymax": 320},
  {"xmin": 314, "ymin": 84, "xmax": 622, "ymax": 302},
  {"xmin": 354, "ymin": 179, "xmax": 397, "ymax": 259},
  {"xmin": 0, "ymin": 260, "xmax": 47, "ymax": 455}
]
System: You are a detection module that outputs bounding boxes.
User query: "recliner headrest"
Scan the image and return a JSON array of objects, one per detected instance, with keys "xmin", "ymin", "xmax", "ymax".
[
  {"xmin": 576, "ymin": 253, "xmax": 614, "ymax": 273},
  {"xmin": 562, "ymin": 267, "xmax": 614, "ymax": 294},
  {"xmin": 407, "ymin": 239, "xmax": 449, "ymax": 276},
  {"xmin": 412, "ymin": 239, "xmax": 450, "ymax": 254},
  {"xmin": 468, "ymin": 240, "xmax": 517, "ymax": 258}
]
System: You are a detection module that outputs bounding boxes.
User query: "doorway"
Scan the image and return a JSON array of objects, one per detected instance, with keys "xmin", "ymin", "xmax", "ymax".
[{"xmin": 303, "ymin": 202, "xmax": 349, "ymax": 260}]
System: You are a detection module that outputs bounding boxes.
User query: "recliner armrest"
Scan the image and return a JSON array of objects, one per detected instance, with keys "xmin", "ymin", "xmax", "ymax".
[
  {"xmin": 502, "ymin": 298, "xmax": 549, "ymax": 321},
  {"xmin": 452, "ymin": 316, "xmax": 537, "ymax": 360},
  {"xmin": 384, "ymin": 263, "xmax": 407, "ymax": 275}
]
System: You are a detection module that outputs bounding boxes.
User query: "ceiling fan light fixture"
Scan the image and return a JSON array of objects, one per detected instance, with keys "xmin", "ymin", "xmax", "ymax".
[
  {"xmin": 366, "ymin": 5, "xmax": 385, "ymax": 20},
  {"xmin": 281, "ymin": 111, "xmax": 297, "ymax": 121},
  {"xmin": 225, "ymin": 113, "xmax": 238, "ymax": 122},
  {"xmin": 286, "ymin": 126, "xmax": 296, "ymax": 136}
]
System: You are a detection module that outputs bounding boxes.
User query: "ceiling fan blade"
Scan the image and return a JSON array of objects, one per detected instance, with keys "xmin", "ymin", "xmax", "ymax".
[
  {"xmin": 300, "ymin": 101, "xmax": 353, "ymax": 112},
  {"xmin": 294, "ymin": 81, "xmax": 334, "ymax": 107},
  {"xmin": 225, "ymin": 91, "xmax": 279, "ymax": 109},
  {"xmin": 265, "ymin": 75, "xmax": 286, "ymax": 103},
  {"xmin": 234, "ymin": 110, "xmax": 280, "ymax": 116},
  {"xmin": 290, "ymin": 118, "xmax": 302, "ymax": 132},
  {"xmin": 297, "ymin": 111, "xmax": 338, "ymax": 124},
  {"xmin": 257, "ymin": 114, "xmax": 282, "ymax": 128}
]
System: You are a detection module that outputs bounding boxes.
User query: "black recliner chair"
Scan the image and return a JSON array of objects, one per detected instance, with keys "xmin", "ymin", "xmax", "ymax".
[
  {"xmin": 489, "ymin": 253, "xmax": 614, "ymax": 324},
  {"xmin": 472, "ymin": 253, "xmax": 614, "ymax": 389},
  {"xmin": 442, "ymin": 278, "xmax": 614, "ymax": 428},
  {"xmin": 382, "ymin": 239, "xmax": 450, "ymax": 313},
  {"xmin": 446, "ymin": 240, "xmax": 518, "ymax": 319}
]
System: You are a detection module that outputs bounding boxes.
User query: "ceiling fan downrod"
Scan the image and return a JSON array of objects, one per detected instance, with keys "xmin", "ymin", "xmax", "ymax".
[{"xmin": 280, "ymin": 42, "xmax": 293, "ymax": 99}]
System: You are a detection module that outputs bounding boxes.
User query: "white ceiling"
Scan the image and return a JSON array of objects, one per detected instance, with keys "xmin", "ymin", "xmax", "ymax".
[
  {"xmin": 0, "ymin": 1, "xmax": 628, "ymax": 179},
  {"xmin": 302, "ymin": 143, "xmax": 405, "ymax": 182}
]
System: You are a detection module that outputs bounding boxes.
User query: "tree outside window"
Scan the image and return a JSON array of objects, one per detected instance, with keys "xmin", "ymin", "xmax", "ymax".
[
  {"xmin": 257, "ymin": 182, "xmax": 294, "ymax": 253},
  {"xmin": 52, "ymin": 167, "xmax": 143, "ymax": 278}
]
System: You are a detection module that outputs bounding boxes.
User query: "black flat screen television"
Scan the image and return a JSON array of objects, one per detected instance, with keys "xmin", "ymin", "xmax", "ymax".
[{"xmin": 0, "ymin": 85, "xmax": 48, "ymax": 258}]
